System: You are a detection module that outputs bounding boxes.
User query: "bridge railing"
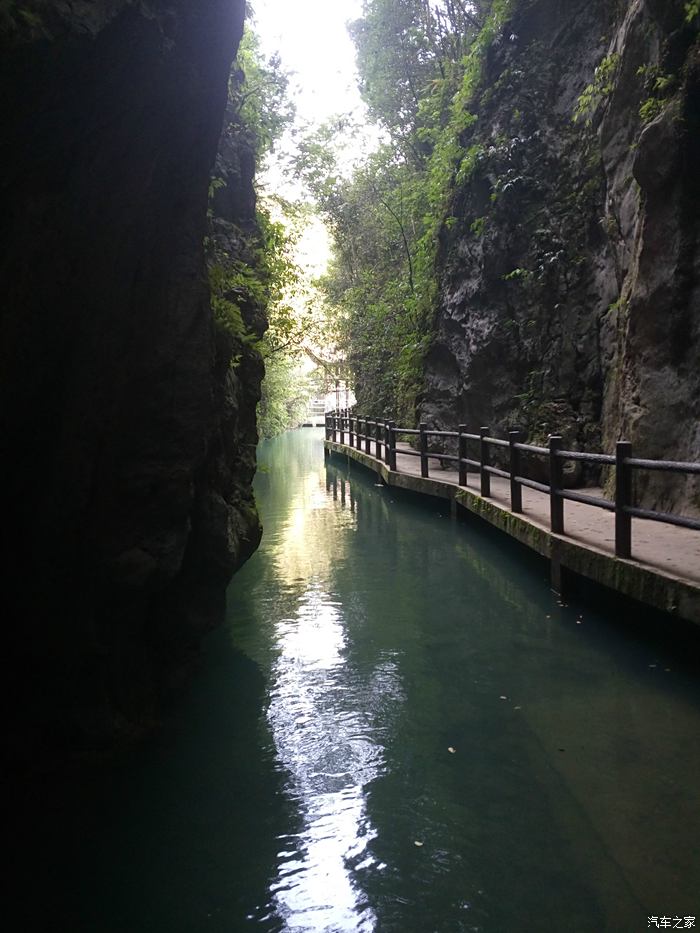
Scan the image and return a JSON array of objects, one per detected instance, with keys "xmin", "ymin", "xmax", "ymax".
[{"xmin": 325, "ymin": 409, "xmax": 700, "ymax": 559}]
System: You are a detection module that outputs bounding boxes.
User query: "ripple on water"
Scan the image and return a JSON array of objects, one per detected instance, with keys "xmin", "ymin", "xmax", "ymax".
[
  {"xmin": 234, "ymin": 432, "xmax": 700, "ymax": 932},
  {"xmin": 260, "ymin": 582, "xmax": 387, "ymax": 931}
]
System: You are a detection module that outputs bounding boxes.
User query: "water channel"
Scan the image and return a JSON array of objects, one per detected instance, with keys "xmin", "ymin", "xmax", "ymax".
[{"xmin": 37, "ymin": 429, "xmax": 700, "ymax": 932}]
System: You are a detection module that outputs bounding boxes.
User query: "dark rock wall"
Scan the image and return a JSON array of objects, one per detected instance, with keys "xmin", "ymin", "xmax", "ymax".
[
  {"xmin": 0, "ymin": 0, "xmax": 263, "ymax": 753},
  {"xmin": 423, "ymin": 0, "xmax": 699, "ymax": 511},
  {"xmin": 599, "ymin": 0, "xmax": 700, "ymax": 511}
]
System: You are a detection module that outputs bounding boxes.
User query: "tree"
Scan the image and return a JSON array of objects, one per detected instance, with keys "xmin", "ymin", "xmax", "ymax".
[{"xmin": 288, "ymin": 0, "xmax": 511, "ymax": 422}]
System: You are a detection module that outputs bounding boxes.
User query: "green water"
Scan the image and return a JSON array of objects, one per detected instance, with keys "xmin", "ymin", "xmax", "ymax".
[{"xmin": 31, "ymin": 429, "xmax": 700, "ymax": 932}]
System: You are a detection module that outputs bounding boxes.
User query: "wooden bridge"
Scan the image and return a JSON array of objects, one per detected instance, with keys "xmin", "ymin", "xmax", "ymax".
[
  {"xmin": 299, "ymin": 398, "xmax": 327, "ymax": 428},
  {"xmin": 324, "ymin": 411, "xmax": 700, "ymax": 626}
]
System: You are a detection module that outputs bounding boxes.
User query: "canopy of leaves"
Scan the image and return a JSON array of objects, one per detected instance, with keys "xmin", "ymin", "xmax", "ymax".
[
  {"xmin": 231, "ymin": 27, "xmax": 295, "ymax": 158},
  {"xmin": 295, "ymin": 0, "xmax": 511, "ymax": 422},
  {"xmin": 258, "ymin": 354, "xmax": 322, "ymax": 438},
  {"xmin": 222, "ymin": 25, "xmax": 343, "ymax": 436}
]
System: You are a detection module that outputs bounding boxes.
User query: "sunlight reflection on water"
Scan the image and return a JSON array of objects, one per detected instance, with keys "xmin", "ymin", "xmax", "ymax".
[
  {"xmin": 234, "ymin": 430, "xmax": 700, "ymax": 933},
  {"xmin": 253, "ymin": 449, "xmax": 406, "ymax": 932},
  {"xmin": 266, "ymin": 584, "xmax": 387, "ymax": 931},
  {"xmin": 39, "ymin": 430, "xmax": 700, "ymax": 933}
]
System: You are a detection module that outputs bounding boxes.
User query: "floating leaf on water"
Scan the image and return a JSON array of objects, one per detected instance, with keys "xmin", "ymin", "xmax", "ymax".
[
  {"xmin": 448, "ymin": 746, "xmax": 456, "ymax": 754},
  {"xmin": 414, "ymin": 840, "xmax": 424, "ymax": 847},
  {"xmin": 514, "ymin": 706, "xmax": 521, "ymax": 710},
  {"xmin": 499, "ymin": 695, "xmax": 507, "ymax": 700}
]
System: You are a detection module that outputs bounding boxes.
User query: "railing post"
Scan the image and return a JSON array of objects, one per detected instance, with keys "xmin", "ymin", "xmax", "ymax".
[
  {"xmin": 375, "ymin": 419, "xmax": 382, "ymax": 460},
  {"xmin": 479, "ymin": 426, "xmax": 491, "ymax": 497},
  {"xmin": 509, "ymin": 430, "xmax": 523, "ymax": 513},
  {"xmin": 365, "ymin": 419, "xmax": 371, "ymax": 455},
  {"xmin": 348, "ymin": 411, "xmax": 354, "ymax": 448},
  {"xmin": 615, "ymin": 440, "xmax": 632, "ymax": 558},
  {"xmin": 332, "ymin": 413, "xmax": 337, "ymax": 443},
  {"xmin": 549, "ymin": 435, "xmax": 564, "ymax": 534},
  {"xmin": 419, "ymin": 422, "xmax": 429, "ymax": 478},
  {"xmin": 339, "ymin": 411, "xmax": 345, "ymax": 446},
  {"xmin": 388, "ymin": 421, "xmax": 397, "ymax": 471},
  {"xmin": 384, "ymin": 420, "xmax": 391, "ymax": 466},
  {"xmin": 458, "ymin": 425, "xmax": 467, "ymax": 486}
]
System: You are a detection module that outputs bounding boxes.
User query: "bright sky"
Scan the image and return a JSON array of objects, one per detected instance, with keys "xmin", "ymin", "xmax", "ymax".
[
  {"xmin": 251, "ymin": 0, "xmax": 384, "ymax": 196},
  {"xmin": 251, "ymin": 0, "xmax": 366, "ymax": 127},
  {"xmin": 251, "ymin": 0, "xmax": 375, "ymax": 368}
]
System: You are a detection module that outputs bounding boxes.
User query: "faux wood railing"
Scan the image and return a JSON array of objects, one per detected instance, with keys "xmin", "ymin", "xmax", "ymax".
[{"xmin": 325, "ymin": 410, "xmax": 700, "ymax": 559}]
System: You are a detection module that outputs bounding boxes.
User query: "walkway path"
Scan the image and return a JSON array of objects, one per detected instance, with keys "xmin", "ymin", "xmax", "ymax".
[
  {"xmin": 325, "ymin": 438, "xmax": 700, "ymax": 625},
  {"xmin": 393, "ymin": 444, "xmax": 700, "ymax": 586}
]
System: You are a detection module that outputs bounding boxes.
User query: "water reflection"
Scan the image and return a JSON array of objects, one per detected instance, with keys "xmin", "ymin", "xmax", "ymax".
[
  {"xmin": 35, "ymin": 429, "xmax": 700, "ymax": 932},
  {"xmin": 250, "ymin": 436, "xmax": 397, "ymax": 931},
  {"xmin": 229, "ymin": 430, "xmax": 700, "ymax": 932},
  {"xmin": 271, "ymin": 466, "xmax": 356, "ymax": 588},
  {"xmin": 267, "ymin": 618, "xmax": 382, "ymax": 930}
]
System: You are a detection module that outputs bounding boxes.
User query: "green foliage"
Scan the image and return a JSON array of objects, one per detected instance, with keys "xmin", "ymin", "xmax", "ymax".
[
  {"xmin": 636, "ymin": 66, "xmax": 676, "ymax": 124},
  {"xmin": 421, "ymin": 0, "xmax": 513, "ymax": 220},
  {"xmin": 607, "ymin": 297, "xmax": 627, "ymax": 315},
  {"xmin": 638, "ymin": 97, "xmax": 665, "ymax": 124},
  {"xmin": 255, "ymin": 203, "xmax": 303, "ymax": 352},
  {"xmin": 207, "ymin": 177, "xmax": 226, "ymax": 219},
  {"xmin": 257, "ymin": 355, "xmax": 315, "ymax": 438},
  {"xmin": 231, "ymin": 28, "xmax": 295, "ymax": 157},
  {"xmin": 470, "ymin": 216, "xmax": 487, "ymax": 236},
  {"xmin": 296, "ymin": 0, "xmax": 515, "ymax": 421},
  {"xmin": 207, "ymin": 24, "xmax": 300, "ymax": 376},
  {"xmin": 685, "ymin": 1, "xmax": 700, "ymax": 23},
  {"xmin": 254, "ymin": 198, "xmax": 341, "ymax": 434},
  {"xmin": 296, "ymin": 136, "xmax": 432, "ymax": 419},
  {"xmin": 513, "ymin": 368, "xmax": 549, "ymax": 405},
  {"xmin": 208, "ymin": 199, "xmax": 306, "ymax": 368},
  {"xmin": 349, "ymin": 0, "xmax": 436, "ymax": 162},
  {"xmin": 573, "ymin": 53, "xmax": 620, "ymax": 125},
  {"xmin": 503, "ymin": 267, "xmax": 533, "ymax": 282}
]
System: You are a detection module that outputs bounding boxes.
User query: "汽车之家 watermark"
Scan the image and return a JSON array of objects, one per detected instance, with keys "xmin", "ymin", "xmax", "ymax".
[{"xmin": 648, "ymin": 920, "xmax": 695, "ymax": 929}]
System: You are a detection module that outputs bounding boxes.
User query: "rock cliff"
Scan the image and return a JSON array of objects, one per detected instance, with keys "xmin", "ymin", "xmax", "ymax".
[
  {"xmin": 423, "ymin": 0, "xmax": 699, "ymax": 511},
  {"xmin": 0, "ymin": 0, "xmax": 264, "ymax": 755}
]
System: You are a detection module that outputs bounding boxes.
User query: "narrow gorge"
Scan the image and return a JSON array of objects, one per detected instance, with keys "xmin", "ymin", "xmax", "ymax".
[
  {"xmin": 2, "ymin": 0, "xmax": 697, "ymax": 767},
  {"xmin": 4, "ymin": 2, "xmax": 700, "ymax": 930}
]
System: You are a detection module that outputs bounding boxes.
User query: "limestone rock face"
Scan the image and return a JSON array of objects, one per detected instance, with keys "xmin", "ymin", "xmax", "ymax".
[
  {"xmin": 0, "ymin": 0, "xmax": 263, "ymax": 753},
  {"xmin": 423, "ymin": 0, "xmax": 699, "ymax": 511}
]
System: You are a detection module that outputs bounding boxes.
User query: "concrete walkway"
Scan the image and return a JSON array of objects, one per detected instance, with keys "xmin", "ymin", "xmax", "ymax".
[
  {"xmin": 325, "ymin": 438, "xmax": 700, "ymax": 625},
  {"xmin": 393, "ymin": 445, "xmax": 700, "ymax": 586}
]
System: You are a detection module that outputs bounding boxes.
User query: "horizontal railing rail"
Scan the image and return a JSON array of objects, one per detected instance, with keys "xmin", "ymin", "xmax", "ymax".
[{"xmin": 325, "ymin": 409, "xmax": 700, "ymax": 559}]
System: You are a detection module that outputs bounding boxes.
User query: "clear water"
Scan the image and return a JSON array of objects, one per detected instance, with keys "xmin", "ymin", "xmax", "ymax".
[{"xmin": 30, "ymin": 428, "xmax": 700, "ymax": 932}]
